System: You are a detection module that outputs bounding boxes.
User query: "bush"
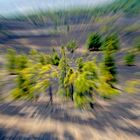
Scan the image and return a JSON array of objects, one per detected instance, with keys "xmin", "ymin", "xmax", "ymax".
[
  {"xmin": 51, "ymin": 48, "xmax": 60, "ymax": 66},
  {"xmin": 16, "ymin": 55, "xmax": 28, "ymax": 71},
  {"xmin": 102, "ymin": 34, "xmax": 119, "ymax": 52},
  {"xmin": 76, "ymin": 57, "xmax": 84, "ymax": 72},
  {"xmin": 86, "ymin": 33, "xmax": 102, "ymax": 51},
  {"xmin": 124, "ymin": 52, "xmax": 136, "ymax": 66},
  {"xmin": 12, "ymin": 71, "xmax": 35, "ymax": 100},
  {"xmin": 39, "ymin": 53, "xmax": 51, "ymax": 65},
  {"xmin": 66, "ymin": 40, "xmax": 78, "ymax": 53},
  {"xmin": 6, "ymin": 49, "xmax": 17, "ymax": 74},
  {"xmin": 103, "ymin": 52, "xmax": 117, "ymax": 82}
]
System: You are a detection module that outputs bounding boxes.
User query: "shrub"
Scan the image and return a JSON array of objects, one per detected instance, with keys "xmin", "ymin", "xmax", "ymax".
[
  {"xmin": 16, "ymin": 55, "xmax": 28, "ymax": 71},
  {"xmin": 39, "ymin": 53, "xmax": 51, "ymax": 65},
  {"xmin": 86, "ymin": 33, "xmax": 102, "ymax": 51},
  {"xmin": 124, "ymin": 52, "xmax": 136, "ymax": 66},
  {"xmin": 6, "ymin": 49, "xmax": 17, "ymax": 74},
  {"xmin": 66, "ymin": 40, "xmax": 78, "ymax": 53},
  {"xmin": 51, "ymin": 48, "xmax": 60, "ymax": 66},
  {"xmin": 102, "ymin": 34, "xmax": 119, "ymax": 52},
  {"xmin": 12, "ymin": 71, "xmax": 35, "ymax": 100},
  {"xmin": 76, "ymin": 57, "xmax": 84, "ymax": 72},
  {"xmin": 103, "ymin": 52, "xmax": 117, "ymax": 82}
]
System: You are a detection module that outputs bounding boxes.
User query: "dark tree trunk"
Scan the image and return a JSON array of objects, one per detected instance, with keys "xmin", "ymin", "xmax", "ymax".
[
  {"xmin": 88, "ymin": 91, "xmax": 94, "ymax": 109},
  {"xmin": 70, "ymin": 84, "xmax": 74, "ymax": 101},
  {"xmin": 49, "ymin": 85, "xmax": 53, "ymax": 105},
  {"xmin": 89, "ymin": 102, "xmax": 94, "ymax": 109}
]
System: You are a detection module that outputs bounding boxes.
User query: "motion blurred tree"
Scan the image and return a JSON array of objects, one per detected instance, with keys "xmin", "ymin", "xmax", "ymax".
[
  {"xmin": 12, "ymin": 63, "xmax": 56, "ymax": 101},
  {"xmin": 103, "ymin": 52, "xmax": 117, "ymax": 83},
  {"xmin": 58, "ymin": 47, "xmax": 69, "ymax": 97},
  {"xmin": 124, "ymin": 52, "xmax": 136, "ymax": 66},
  {"xmin": 6, "ymin": 49, "xmax": 29, "ymax": 74},
  {"xmin": 66, "ymin": 40, "xmax": 78, "ymax": 53},
  {"xmin": 11, "ymin": 66, "xmax": 38, "ymax": 100},
  {"xmin": 6, "ymin": 49, "xmax": 17, "ymax": 75},
  {"xmin": 6, "ymin": 40, "xmax": 121, "ymax": 108},
  {"xmin": 16, "ymin": 54, "xmax": 28, "ymax": 71},
  {"xmin": 51, "ymin": 48, "xmax": 60, "ymax": 66},
  {"xmin": 64, "ymin": 68, "xmax": 75, "ymax": 101},
  {"xmin": 102, "ymin": 34, "xmax": 119, "ymax": 52},
  {"xmin": 102, "ymin": 34, "xmax": 118, "ymax": 84},
  {"xmin": 96, "ymin": 63, "xmax": 119, "ymax": 99},
  {"xmin": 76, "ymin": 57, "xmax": 84, "ymax": 72},
  {"xmin": 67, "ymin": 60, "xmax": 98, "ymax": 108},
  {"xmin": 39, "ymin": 53, "xmax": 48, "ymax": 65},
  {"xmin": 37, "ymin": 64, "xmax": 58, "ymax": 104},
  {"xmin": 29, "ymin": 49, "xmax": 40, "ymax": 63},
  {"xmin": 86, "ymin": 33, "xmax": 102, "ymax": 51},
  {"xmin": 73, "ymin": 71, "xmax": 95, "ymax": 108}
]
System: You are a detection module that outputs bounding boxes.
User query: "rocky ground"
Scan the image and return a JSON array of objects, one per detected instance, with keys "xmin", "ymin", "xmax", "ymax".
[{"xmin": 0, "ymin": 91, "xmax": 140, "ymax": 140}]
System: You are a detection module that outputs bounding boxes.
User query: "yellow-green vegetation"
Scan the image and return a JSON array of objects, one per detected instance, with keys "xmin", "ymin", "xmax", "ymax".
[
  {"xmin": 5, "ymin": 31, "xmax": 135, "ymax": 109},
  {"xmin": 6, "ymin": 47, "xmax": 120, "ymax": 108},
  {"xmin": 102, "ymin": 34, "xmax": 119, "ymax": 52},
  {"xmin": 66, "ymin": 40, "xmax": 78, "ymax": 53},
  {"xmin": 125, "ymin": 80, "xmax": 140, "ymax": 94},
  {"xmin": 6, "ymin": 49, "xmax": 28, "ymax": 75}
]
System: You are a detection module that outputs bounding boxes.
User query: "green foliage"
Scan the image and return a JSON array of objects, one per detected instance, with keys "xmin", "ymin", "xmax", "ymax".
[
  {"xmin": 72, "ymin": 60, "xmax": 119, "ymax": 107},
  {"xmin": 82, "ymin": 61, "xmax": 98, "ymax": 81},
  {"xmin": 58, "ymin": 47, "xmax": 69, "ymax": 96},
  {"xmin": 86, "ymin": 33, "xmax": 102, "ymax": 51},
  {"xmin": 124, "ymin": 52, "xmax": 136, "ymax": 66},
  {"xmin": 29, "ymin": 49, "xmax": 57, "ymax": 66},
  {"xmin": 6, "ymin": 49, "xmax": 17, "ymax": 74},
  {"xmin": 66, "ymin": 40, "xmax": 78, "ymax": 53},
  {"xmin": 16, "ymin": 55, "xmax": 28, "ymax": 71},
  {"xmin": 102, "ymin": 34, "xmax": 119, "ymax": 52},
  {"xmin": 96, "ymin": 63, "xmax": 120, "ymax": 98},
  {"xmin": 64, "ymin": 68, "xmax": 74, "ymax": 100},
  {"xmin": 73, "ymin": 71, "xmax": 94, "ymax": 108},
  {"xmin": 12, "ymin": 68, "xmax": 37, "ymax": 100},
  {"xmin": 51, "ymin": 49, "xmax": 60, "ymax": 66},
  {"xmin": 12, "ymin": 64, "xmax": 53, "ymax": 100},
  {"xmin": 39, "ymin": 53, "xmax": 48, "ymax": 65},
  {"xmin": 103, "ymin": 52, "xmax": 117, "ymax": 83},
  {"xmin": 72, "ymin": 60, "xmax": 98, "ymax": 108},
  {"xmin": 76, "ymin": 57, "xmax": 84, "ymax": 72},
  {"xmin": 5, "ymin": 40, "xmax": 121, "ymax": 108},
  {"xmin": 125, "ymin": 80, "xmax": 140, "ymax": 94},
  {"xmin": 29, "ymin": 49, "xmax": 41, "ymax": 64},
  {"xmin": 6, "ymin": 49, "xmax": 28, "ymax": 74},
  {"xmin": 29, "ymin": 49, "xmax": 38, "ymax": 56}
]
